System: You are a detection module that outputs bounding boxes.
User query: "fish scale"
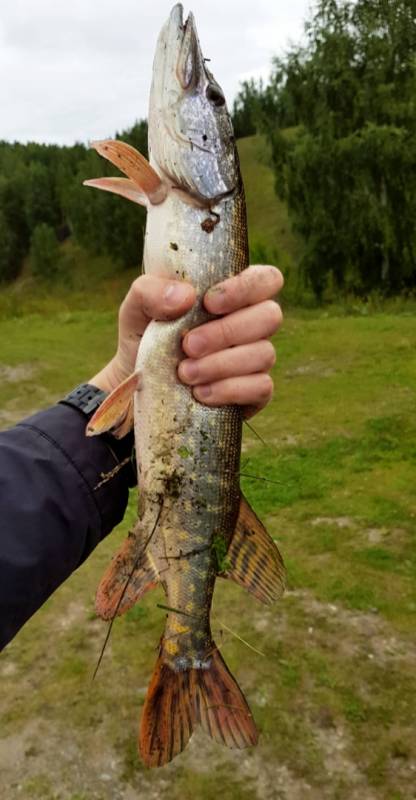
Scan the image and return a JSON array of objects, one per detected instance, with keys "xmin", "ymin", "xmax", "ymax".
[{"xmin": 85, "ymin": 2, "xmax": 285, "ymax": 768}]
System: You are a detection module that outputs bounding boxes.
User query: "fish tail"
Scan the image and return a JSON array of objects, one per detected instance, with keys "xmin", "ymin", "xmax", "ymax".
[{"xmin": 139, "ymin": 643, "xmax": 258, "ymax": 767}]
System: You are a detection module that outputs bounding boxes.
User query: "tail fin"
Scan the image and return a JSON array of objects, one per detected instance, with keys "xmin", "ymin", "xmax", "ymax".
[{"xmin": 139, "ymin": 644, "xmax": 258, "ymax": 767}]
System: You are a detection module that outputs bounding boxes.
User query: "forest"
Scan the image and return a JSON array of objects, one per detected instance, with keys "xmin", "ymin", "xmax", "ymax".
[{"xmin": 1, "ymin": 0, "xmax": 415, "ymax": 301}]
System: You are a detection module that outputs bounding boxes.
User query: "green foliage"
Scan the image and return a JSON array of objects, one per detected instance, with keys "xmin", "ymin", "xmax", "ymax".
[
  {"xmin": 0, "ymin": 120, "xmax": 148, "ymax": 284},
  {"xmin": 0, "ymin": 208, "xmax": 18, "ymax": 282},
  {"xmin": 212, "ymin": 534, "xmax": 231, "ymax": 573},
  {"xmin": 268, "ymin": 0, "xmax": 416, "ymax": 297},
  {"xmin": 30, "ymin": 223, "xmax": 60, "ymax": 280},
  {"xmin": 232, "ymin": 0, "xmax": 416, "ymax": 298}
]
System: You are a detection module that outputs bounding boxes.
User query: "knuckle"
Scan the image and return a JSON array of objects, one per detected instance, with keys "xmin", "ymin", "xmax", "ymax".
[
  {"xmin": 238, "ymin": 270, "xmax": 254, "ymax": 296},
  {"xmin": 132, "ymin": 275, "xmax": 146, "ymax": 298},
  {"xmin": 218, "ymin": 316, "xmax": 236, "ymax": 348},
  {"xmin": 215, "ymin": 351, "xmax": 230, "ymax": 381}
]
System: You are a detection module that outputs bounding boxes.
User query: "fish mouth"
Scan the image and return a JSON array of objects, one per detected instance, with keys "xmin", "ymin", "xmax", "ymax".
[
  {"xmin": 149, "ymin": 4, "xmax": 238, "ymax": 202},
  {"xmin": 150, "ymin": 4, "xmax": 206, "ymax": 114},
  {"xmin": 169, "ymin": 3, "xmax": 185, "ymax": 30}
]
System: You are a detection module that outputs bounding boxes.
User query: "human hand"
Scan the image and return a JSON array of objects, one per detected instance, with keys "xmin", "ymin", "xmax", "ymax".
[{"xmin": 90, "ymin": 264, "xmax": 283, "ymax": 418}]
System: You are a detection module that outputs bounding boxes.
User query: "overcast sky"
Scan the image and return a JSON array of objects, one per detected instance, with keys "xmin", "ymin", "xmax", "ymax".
[{"xmin": 0, "ymin": 0, "xmax": 311, "ymax": 146}]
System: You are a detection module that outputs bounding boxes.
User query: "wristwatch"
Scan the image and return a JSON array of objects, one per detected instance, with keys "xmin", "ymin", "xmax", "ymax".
[
  {"xmin": 59, "ymin": 383, "xmax": 137, "ymax": 485},
  {"xmin": 59, "ymin": 383, "xmax": 108, "ymax": 418}
]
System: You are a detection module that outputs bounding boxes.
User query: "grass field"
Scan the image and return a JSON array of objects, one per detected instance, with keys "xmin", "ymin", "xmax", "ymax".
[{"xmin": 1, "ymin": 305, "xmax": 415, "ymax": 800}]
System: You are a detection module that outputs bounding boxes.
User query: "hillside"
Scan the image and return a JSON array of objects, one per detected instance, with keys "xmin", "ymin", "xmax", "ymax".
[
  {"xmin": 238, "ymin": 134, "xmax": 301, "ymax": 277},
  {"xmin": 0, "ymin": 134, "xmax": 301, "ymax": 319}
]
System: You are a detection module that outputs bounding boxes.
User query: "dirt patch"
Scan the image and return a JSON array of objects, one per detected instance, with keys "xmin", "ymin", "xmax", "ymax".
[
  {"xmin": 0, "ymin": 363, "xmax": 38, "ymax": 383},
  {"xmin": 285, "ymin": 361, "xmax": 336, "ymax": 379},
  {"xmin": 55, "ymin": 600, "xmax": 87, "ymax": 631},
  {"xmin": 287, "ymin": 590, "xmax": 416, "ymax": 666},
  {"xmin": 315, "ymin": 726, "xmax": 379, "ymax": 800},
  {"xmin": 310, "ymin": 516, "xmax": 356, "ymax": 529}
]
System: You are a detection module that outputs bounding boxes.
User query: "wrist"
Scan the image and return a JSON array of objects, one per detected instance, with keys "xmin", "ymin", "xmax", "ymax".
[{"xmin": 89, "ymin": 357, "xmax": 122, "ymax": 394}]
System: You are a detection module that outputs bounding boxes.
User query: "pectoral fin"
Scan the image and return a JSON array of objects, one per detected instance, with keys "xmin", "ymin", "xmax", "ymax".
[
  {"xmin": 83, "ymin": 177, "xmax": 148, "ymax": 206},
  {"xmin": 223, "ymin": 495, "xmax": 285, "ymax": 605},
  {"xmin": 86, "ymin": 370, "xmax": 141, "ymax": 439},
  {"xmin": 88, "ymin": 139, "xmax": 167, "ymax": 205}
]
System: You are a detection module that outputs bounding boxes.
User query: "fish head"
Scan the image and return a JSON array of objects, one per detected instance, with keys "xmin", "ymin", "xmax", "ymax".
[{"xmin": 149, "ymin": 3, "xmax": 239, "ymax": 204}]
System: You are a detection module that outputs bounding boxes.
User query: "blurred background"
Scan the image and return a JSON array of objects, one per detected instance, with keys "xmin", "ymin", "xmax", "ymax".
[{"xmin": 0, "ymin": 1, "xmax": 415, "ymax": 799}]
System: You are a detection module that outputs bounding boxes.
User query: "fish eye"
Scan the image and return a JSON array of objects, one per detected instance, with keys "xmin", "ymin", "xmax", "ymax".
[{"xmin": 206, "ymin": 85, "xmax": 225, "ymax": 107}]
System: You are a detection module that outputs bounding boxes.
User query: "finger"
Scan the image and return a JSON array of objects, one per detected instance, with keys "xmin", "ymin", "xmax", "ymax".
[
  {"xmin": 183, "ymin": 300, "xmax": 282, "ymax": 358},
  {"xmin": 178, "ymin": 340, "xmax": 275, "ymax": 386},
  {"xmin": 193, "ymin": 373, "xmax": 274, "ymax": 411},
  {"xmin": 204, "ymin": 264, "xmax": 283, "ymax": 315},
  {"xmin": 119, "ymin": 275, "xmax": 195, "ymax": 340}
]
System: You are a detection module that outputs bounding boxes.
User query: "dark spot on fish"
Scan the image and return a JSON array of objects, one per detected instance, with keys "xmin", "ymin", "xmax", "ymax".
[
  {"xmin": 201, "ymin": 217, "xmax": 216, "ymax": 233},
  {"xmin": 202, "ymin": 134, "xmax": 208, "ymax": 142},
  {"xmin": 164, "ymin": 471, "xmax": 184, "ymax": 500},
  {"xmin": 170, "ymin": 242, "xmax": 179, "ymax": 251}
]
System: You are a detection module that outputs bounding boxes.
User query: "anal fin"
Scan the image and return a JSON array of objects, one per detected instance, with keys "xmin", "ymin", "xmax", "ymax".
[{"xmin": 223, "ymin": 495, "xmax": 285, "ymax": 605}]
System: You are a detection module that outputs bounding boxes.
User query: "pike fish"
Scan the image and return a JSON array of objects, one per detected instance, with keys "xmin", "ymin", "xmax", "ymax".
[{"xmin": 85, "ymin": 3, "xmax": 285, "ymax": 768}]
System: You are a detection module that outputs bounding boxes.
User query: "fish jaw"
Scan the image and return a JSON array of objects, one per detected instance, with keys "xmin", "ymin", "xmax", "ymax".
[{"xmin": 148, "ymin": 4, "xmax": 239, "ymax": 203}]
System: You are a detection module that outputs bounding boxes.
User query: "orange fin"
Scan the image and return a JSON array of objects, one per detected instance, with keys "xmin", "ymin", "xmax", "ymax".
[
  {"xmin": 193, "ymin": 645, "xmax": 258, "ymax": 750},
  {"xmin": 223, "ymin": 495, "xmax": 285, "ymax": 605},
  {"xmin": 139, "ymin": 654, "xmax": 195, "ymax": 767},
  {"xmin": 96, "ymin": 529, "xmax": 158, "ymax": 620},
  {"xmin": 139, "ymin": 644, "xmax": 257, "ymax": 767},
  {"xmin": 86, "ymin": 370, "xmax": 140, "ymax": 439},
  {"xmin": 83, "ymin": 176, "xmax": 147, "ymax": 206},
  {"xmin": 90, "ymin": 139, "xmax": 167, "ymax": 205}
]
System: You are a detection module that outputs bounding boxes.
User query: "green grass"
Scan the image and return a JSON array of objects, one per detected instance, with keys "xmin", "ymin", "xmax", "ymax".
[
  {"xmin": 0, "ymin": 306, "xmax": 415, "ymax": 800},
  {"xmin": 0, "ymin": 133, "xmax": 415, "ymax": 799}
]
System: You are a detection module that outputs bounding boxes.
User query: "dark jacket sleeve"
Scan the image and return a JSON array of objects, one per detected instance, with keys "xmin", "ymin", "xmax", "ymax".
[{"xmin": 0, "ymin": 403, "xmax": 135, "ymax": 650}]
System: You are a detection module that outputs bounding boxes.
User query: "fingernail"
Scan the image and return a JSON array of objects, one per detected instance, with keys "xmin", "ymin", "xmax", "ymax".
[
  {"xmin": 180, "ymin": 360, "xmax": 199, "ymax": 382},
  {"xmin": 164, "ymin": 283, "xmax": 188, "ymax": 306},
  {"xmin": 186, "ymin": 332, "xmax": 206, "ymax": 357},
  {"xmin": 195, "ymin": 384, "xmax": 212, "ymax": 399}
]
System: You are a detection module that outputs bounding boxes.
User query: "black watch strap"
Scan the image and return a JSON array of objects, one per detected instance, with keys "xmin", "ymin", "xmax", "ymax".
[{"xmin": 59, "ymin": 383, "xmax": 108, "ymax": 418}]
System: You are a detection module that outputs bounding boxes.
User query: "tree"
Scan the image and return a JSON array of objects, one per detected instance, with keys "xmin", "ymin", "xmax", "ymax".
[
  {"xmin": 268, "ymin": 0, "xmax": 416, "ymax": 296},
  {"xmin": 0, "ymin": 209, "xmax": 18, "ymax": 282},
  {"xmin": 30, "ymin": 223, "xmax": 60, "ymax": 280}
]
